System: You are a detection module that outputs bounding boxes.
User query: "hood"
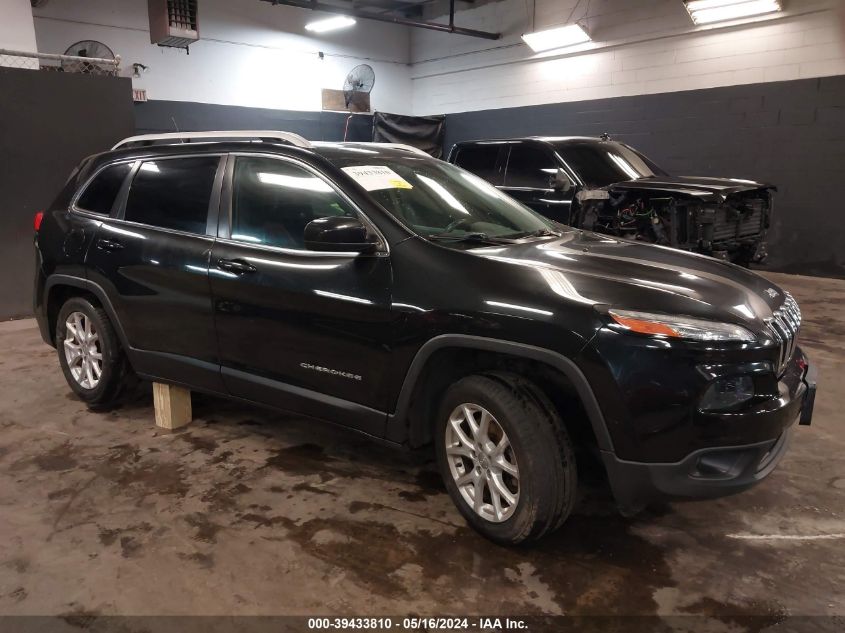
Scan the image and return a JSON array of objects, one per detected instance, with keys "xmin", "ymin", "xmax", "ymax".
[
  {"xmin": 606, "ymin": 176, "xmax": 774, "ymax": 202},
  {"xmin": 468, "ymin": 230, "xmax": 787, "ymax": 328}
]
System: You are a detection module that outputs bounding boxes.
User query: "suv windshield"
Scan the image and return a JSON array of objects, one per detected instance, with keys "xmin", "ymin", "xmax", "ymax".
[
  {"xmin": 555, "ymin": 141, "xmax": 668, "ymax": 187},
  {"xmin": 327, "ymin": 154, "xmax": 553, "ymax": 240}
]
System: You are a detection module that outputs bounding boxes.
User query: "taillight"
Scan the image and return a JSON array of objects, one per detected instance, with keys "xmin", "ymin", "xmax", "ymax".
[{"xmin": 34, "ymin": 211, "xmax": 44, "ymax": 232}]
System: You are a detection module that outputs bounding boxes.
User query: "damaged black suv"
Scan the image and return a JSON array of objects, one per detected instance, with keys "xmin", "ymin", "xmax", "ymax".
[
  {"xmin": 450, "ymin": 136, "xmax": 773, "ymax": 265},
  {"xmin": 34, "ymin": 131, "xmax": 815, "ymax": 544}
]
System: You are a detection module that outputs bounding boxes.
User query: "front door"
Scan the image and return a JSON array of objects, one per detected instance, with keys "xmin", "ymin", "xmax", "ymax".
[
  {"xmin": 451, "ymin": 143, "xmax": 506, "ymax": 186},
  {"xmin": 209, "ymin": 153, "xmax": 393, "ymax": 436},
  {"xmin": 501, "ymin": 143, "xmax": 575, "ymax": 224},
  {"xmin": 85, "ymin": 154, "xmax": 225, "ymax": 391}
]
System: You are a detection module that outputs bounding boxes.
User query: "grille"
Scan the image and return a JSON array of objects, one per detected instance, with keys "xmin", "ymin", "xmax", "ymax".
[
  {"xmin": 712, "ymin": 199, "xmax": 765, "ymax": 242},
  {"xmin": 766, "ymin": 292, "xmax": 801, "ymax": 374}
]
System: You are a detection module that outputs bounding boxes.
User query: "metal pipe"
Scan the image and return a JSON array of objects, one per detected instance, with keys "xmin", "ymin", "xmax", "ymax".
[
  {"xmin": 0, "ymin": 48, "xmax": 120, "ymax": 65},
  {"xmin": 264, "ymin": 0, "xmax": 500, "ymax": 40}
]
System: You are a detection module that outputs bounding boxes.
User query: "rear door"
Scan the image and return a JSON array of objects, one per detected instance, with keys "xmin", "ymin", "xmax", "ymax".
[
  {"xmin": 85, "ymin": 154, "xmax": 225, "ymax": 391},
  {"xmin": 208, "ymin": 152, "xmax": 393, "ymax": 436},
  {"xmin": 502, "ymin": 143, "xmax": 575, "ymax": 224},
  {"xmin": 64, "ymin": 160, "xmax": 136, "ymax": 278}
]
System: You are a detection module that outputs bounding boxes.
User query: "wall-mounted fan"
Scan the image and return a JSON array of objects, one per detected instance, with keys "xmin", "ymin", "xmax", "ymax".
[
  {"xmin": 62, "ymin": 40, "xmax": 117, "ymax": 75},
  {"xmin": 343, "ymin": 64, "xmax": 375, "ymax": 111}
]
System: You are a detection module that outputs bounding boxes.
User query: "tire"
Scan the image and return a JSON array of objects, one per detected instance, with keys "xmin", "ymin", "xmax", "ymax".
[
  {"xmin": 729, "ymin": 246, "xmax": 756, "ymax": 268},
  {"xmin": 56, "ymin": 297, "xmax": 133, "ymax": 409},
  {"xmin": 434, "ymin": 372, "xmax": 577, "ymax": 544}
]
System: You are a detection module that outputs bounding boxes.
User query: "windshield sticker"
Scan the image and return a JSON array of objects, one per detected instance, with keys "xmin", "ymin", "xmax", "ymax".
[{"xmin": 342, "ymin": 165, "xmax": 413, "ymax": 191}]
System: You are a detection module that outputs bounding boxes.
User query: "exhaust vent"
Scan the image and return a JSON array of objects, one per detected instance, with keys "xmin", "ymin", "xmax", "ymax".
[{"xmin": 148, "ymin": 0, "xmax": 199, "ymax": 50}]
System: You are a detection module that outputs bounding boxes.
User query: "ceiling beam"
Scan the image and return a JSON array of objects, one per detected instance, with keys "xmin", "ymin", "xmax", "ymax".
[{"xmin": 262, "ymin": 0, "xmax": 501, "ymax": 40}]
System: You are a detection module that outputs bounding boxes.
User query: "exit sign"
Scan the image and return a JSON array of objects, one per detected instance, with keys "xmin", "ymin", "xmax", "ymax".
[{"xmin": 133, "ymin": 89, "xmax": 148, "ymax": 102}]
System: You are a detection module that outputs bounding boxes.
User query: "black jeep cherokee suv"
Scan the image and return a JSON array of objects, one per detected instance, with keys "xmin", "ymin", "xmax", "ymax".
[
  {"xmin": 449, "ymin": 136, "xmax": 774, "ymax": 265},
  {"xmin": 34, "ymin": 131, "xmax": 816, "ymax": 544}
]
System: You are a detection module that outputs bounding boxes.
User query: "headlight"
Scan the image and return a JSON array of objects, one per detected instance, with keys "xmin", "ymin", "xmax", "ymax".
[{"xmin": 608, "ymin": 309, "xmax": 755, "ymax": 342}]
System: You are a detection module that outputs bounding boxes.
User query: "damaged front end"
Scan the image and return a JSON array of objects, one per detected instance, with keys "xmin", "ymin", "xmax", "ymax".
[{"xmin": 575, "ymin": 179, "xmax": 774, "ymax": 266}]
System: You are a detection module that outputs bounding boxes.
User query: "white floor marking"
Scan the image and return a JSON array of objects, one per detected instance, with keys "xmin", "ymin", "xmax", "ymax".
[{"xmin": 727, "ymin": 533, "xmax": 845, "ymax": 541}]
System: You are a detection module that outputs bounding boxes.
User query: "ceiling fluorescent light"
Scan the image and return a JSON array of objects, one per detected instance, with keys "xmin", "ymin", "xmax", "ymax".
[
  {"xmin": 304, "ymin": 16, "xmax": 356, "ymax": 33},
  {"xmin": 522, "ymin": 24, "xmax": 591, "ymax": 53},
  {"xmin": 684, "ymin": 0, "xmax": 782, "ymax": 25}
]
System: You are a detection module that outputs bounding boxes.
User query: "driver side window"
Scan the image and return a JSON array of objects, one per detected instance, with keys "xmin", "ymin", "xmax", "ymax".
[
  {"xmin": 505, "ymin": 145, "xmax": 558, "ymax": 190},
  {"xmin": 231, "ymin": 156, "xmax": 357, "ymax": 250}
]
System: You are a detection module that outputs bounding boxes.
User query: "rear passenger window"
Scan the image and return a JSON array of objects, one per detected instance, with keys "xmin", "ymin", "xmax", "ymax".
[
  {"xmin": 231, "ymin": 156, "xmax": 357, "ymax": 250},
  {"xmin": 124, "ymin": 157, "xmax": 219, "ymax": 234},
  {"xmin": 76, "ymin": 163, "xmax": 132, "ymax": 215},
  {"xmin": 506, "ymin": 145, "xmax": 558, "ymax": 189},
  {"xmin": 454, "ymin": 145, "xmax": 501, "ymax": 184}
]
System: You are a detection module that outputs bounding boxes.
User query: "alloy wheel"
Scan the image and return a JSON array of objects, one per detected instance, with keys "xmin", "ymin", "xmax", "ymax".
[
  {"xmin": 445, "ymin": 403, "xmax": 520, "ymax": 523},
  {"xmin": 63, "ymin": 311, "xmax": 102, "ymax": 389}
]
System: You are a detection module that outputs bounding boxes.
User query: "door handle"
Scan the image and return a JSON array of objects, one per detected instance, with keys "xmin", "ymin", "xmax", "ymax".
[
  {"xmin": 96, "ymin": 238, "xmax": 124, "ymax": 251},
  {"xmin": 216, "ymin": 258, "xmax": 257, "ymax": 274}
]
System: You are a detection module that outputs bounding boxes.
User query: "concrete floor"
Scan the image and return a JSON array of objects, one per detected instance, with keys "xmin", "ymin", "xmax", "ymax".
[{"xmin": 0, "ymin": 272, "xmax": 843, "ymax": 629}]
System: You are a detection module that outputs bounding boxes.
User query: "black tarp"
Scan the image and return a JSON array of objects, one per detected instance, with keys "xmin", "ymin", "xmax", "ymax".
[
  {"xmin": 0, "ymin": 68, "xmax": 135, "ymax": 319},
  {"xmin": 372, "ymin": 111, "xmax": 446, "ymax": 158}
]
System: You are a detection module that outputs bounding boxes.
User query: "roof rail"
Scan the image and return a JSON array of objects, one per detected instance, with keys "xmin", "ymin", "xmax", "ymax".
[
  {"xmin": 112, "ymin": 130, "xmax": 312, "ymax": 150},
  {"xmin": 355, "ymin": 142, "xmax": 430, "ymax": 156}
]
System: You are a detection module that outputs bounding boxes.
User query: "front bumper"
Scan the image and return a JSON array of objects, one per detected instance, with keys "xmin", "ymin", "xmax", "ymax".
[{"xmin": 601, "ymin": 351, "xmax": 816, "ymax": 514}]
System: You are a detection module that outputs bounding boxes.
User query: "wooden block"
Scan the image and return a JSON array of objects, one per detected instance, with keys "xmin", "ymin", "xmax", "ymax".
[{"xmin": 152, "ymin": 382, "xmax": 192, "ymax": 430}]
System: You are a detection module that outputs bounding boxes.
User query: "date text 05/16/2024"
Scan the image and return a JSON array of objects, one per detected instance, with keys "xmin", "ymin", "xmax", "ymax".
[{"xmin": 307, "ymin": 617, "xmax": 529, "ymax": 630}]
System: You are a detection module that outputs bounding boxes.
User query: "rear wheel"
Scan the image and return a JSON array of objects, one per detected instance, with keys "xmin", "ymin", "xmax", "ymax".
[
  {"xmin": 434, "ymin": 372, "xmax": 577, "ymax": 544},
  {"xmin": 57, "ymin": 297, "xmax": 133, "ymax": 409}
]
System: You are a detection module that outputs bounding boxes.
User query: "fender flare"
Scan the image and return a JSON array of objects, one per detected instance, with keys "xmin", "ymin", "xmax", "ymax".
[
  {"xmin": 387, "ymin": 334, "xmax": 614, "ymax": 452},
  {"xmin": 44, "ymin": 274, "xmax": 132, "ymax": 351}
]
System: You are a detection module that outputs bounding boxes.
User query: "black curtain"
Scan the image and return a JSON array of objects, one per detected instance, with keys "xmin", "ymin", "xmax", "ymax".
[
  {"xmin": 372, "ymin": 112, "xmax": 446, "ymax": 158},
  {"xmin": 0, "ymin": 68, "xmax": 135, "ymax": 319}
]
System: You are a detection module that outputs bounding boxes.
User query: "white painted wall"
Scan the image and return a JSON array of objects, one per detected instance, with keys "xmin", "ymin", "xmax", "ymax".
[
  {"xmin": 0, "ymin": 0, "xmax": 38, "ymax": 55},
  {"xmin": 31, "ymin": 0, "xmax": 412, "ymax": 113},
  {"xmin": 410, "ymin": 0, "xmax": 845, "ymax": 115},
  {"xmin": 24, "ymin": 0, "xmax": 845, "ymax": 117}
]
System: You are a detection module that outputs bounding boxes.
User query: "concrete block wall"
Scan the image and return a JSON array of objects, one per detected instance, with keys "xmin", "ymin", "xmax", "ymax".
[
  {"xmin": 31, "ymin": 0, "xmax": 412, "ymax": 114},
  {"xmin": 23, "ymin": 0, "xmax": 845, "ymax": 119},
  {"xmin": 0, "ymin": 0, "xmax": 37, "ymax": 53},
  {"xmin": 0, "ymin": 0, "xmax": 38, "ymax": 70},
  {"xmin": 411, "ymin": 0, "xmax": 845, "ymax": 115},
  {"xmin": 10, "ymin": 0, "xmax": 845, "ymax": 280},
  {"xmin": 133, "ymin": 99, "xmax": 374, "ymax": 141},
  {"xmin": 443, "ymin": 75, "xmax": 845, "ymax": 278}
]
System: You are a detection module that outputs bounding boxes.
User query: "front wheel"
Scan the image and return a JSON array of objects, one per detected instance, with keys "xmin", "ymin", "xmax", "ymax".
[{"xmin": 434, "ymin": 373, "xmax": 577, "ymax": 544}]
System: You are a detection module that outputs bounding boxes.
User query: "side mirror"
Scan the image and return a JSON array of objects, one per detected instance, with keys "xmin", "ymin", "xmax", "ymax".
[
  {"xmin": 551, "ymin": 169, "xmax": 573, "ymax": 192},
  {"xmin": 304, "ymin": 216, "xmax": 379, "ymax": 253}
]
